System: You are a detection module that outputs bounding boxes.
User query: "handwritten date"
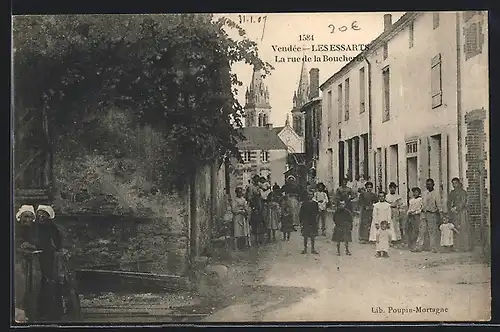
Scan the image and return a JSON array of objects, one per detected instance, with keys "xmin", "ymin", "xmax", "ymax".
[
  {"xmin": 239, "ymin": 15, "xmax": 267, "ymax": 24},
  {"xmin": 329, "ymin": 21, "xmax": 360, "ymax": 33}
]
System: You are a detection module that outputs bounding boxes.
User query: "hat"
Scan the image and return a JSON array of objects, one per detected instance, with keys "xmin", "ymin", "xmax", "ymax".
[
  {"xmin": 16, "ymin": 205, "xmax": 35, "ymax": 222},
  {"xmin": 286, "ymin": 175, "xmax": 296, "ymax": 181},
  {"xmin": 36, "ymin": 205, "xmax": 55, "ymax": 219}
]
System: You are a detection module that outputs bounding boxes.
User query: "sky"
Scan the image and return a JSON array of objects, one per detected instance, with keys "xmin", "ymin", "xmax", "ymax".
[{"xmin": 214, "ymin": 12, "xmax": 405, "ymax": 127}]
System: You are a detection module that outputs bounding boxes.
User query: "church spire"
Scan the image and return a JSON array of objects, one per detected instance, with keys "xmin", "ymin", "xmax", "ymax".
[
  {"xmin": 244, "ymin": 64, "xmax": 271, "ymax": 109},
  {"xmin": 295, "ymin": 61, "xmax": 310, "ymax": 110}
]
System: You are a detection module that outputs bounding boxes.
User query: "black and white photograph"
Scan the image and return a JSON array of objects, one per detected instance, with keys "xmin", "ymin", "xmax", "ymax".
[{"xmin": 12, "ymin": 11, "xmax": 490, "ymax": 324}]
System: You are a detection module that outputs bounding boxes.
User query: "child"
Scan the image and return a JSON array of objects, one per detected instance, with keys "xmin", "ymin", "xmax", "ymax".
[
  {"xmin": 266, "ymin": 185, "xmax": 282, "ymax": 242},
  {"xmin": 299, "ymin": 190, "xmax": 320, "ymax": 254},
  {"xmin": 439, "ymin": 215, "xmax": 459, "ymax": 252},
  {"xmin": 232, "ymin": 187, "xmax": 250, "ymax": 250},
  {"xmin": 332, "ymin": 200, "xmax": 353, "ymax": 256},
  {"xmin": 376, "ymin": 220, "xmax": 392, "ymax": 257},
  {"xmin": 386, "ymin": 182, "xmax": 403, "ymax": 244},
  {"xmin": 407, "ymin": 187, "xmax": 423, "ymax": 252},
  {"xmin": 280, "ymin": 194, "xmax": 295, "ymax": 241},
  {"xmin": 369, "ymin": 191, "xmax": 392, "ymax": 243},
  {"xmin": 313, "ymin": 182, "xmax": 329, "ymax": 236}
]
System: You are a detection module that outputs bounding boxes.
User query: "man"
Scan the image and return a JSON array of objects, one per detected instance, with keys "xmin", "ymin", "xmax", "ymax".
[
  {"xmin": 299, "ymin": 190, "xmax": 320, "ymax": 254},
  {"xmin": 335, "ymin": 177, "xmax": 355, "ymax": 212},
  {"xmin": 415, "ymin": 179, "xmax": 442, "ymax": 253},
  {"xmin": 358, "ymin": 181, "xmax": 378, "ymax": 243}
]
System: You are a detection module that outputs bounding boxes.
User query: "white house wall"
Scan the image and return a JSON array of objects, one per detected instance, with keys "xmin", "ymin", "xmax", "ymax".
[{"xmin": 369, "ymin": 12, "xmax": 460, "ymax": 204}]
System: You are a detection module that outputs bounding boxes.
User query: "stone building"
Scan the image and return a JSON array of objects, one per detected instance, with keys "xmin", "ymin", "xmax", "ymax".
[
  {"xmin": 234, "ymin": 64, "xmax": 289, "ymax": 188},
  {"xmin": 300, "ymin": 68, "xmax": 322, "ymax": 184},
  {"xmin": 319, "ymin": 11, "xmax": 489, "ymax": 221}
]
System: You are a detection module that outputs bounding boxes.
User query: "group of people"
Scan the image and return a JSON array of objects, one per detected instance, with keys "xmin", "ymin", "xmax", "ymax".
[
  {"xmin": 14, "ymin": 204, "xmax": 79, "ymax": 322},
  {"xmin": 231, "ymin": 173, "xmax": 473, "ymax": 259},
  {"xmin": 356, "ymin": 177, "xmax": 472, "ymax": 257}
]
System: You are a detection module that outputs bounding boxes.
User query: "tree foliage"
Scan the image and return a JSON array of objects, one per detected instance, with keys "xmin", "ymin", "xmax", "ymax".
[{"xmin": 13, "ymin": 14, "xmax": 273, "ymax": 190}]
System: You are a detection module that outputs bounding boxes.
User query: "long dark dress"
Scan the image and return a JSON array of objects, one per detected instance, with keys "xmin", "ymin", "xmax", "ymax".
[
  {"xmin": 299, "ymin": 200, "xmax": 319, "ymax": 237},
  {"xmin": 15, "ymin": 222, "xmax": 41, "ymax": 321},
  {"xmin": 35, "ymin": 221, "xmax": 64, "ymax": 321},
  {"xmin": 358, "ymin": 191, "xmax": 378, "ymax": 241},
  {"xmin": 332, "ymin": 207, "xmax": 354, "ymax": 243},
  {"xmin": 247, "ymin": 184, "xmax": 265, "ymax": 236},
  {"xmin": 280, "ymin": 198, "xmax": 295, "ymax": 233},
  {"xmin": 448, "ymin": 187, "xmax": 472, "ymax": 251}
]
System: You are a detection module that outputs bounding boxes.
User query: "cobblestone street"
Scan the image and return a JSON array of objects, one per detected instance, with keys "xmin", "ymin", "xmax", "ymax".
[{"xmin": 204, "ymin": 216, "xmax": 491, "ymax": 322}]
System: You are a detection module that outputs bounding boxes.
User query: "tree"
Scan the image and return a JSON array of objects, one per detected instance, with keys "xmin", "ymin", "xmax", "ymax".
[{"xmin": 13, "ymin": 14, "xmax": 273, "ymax": 191}]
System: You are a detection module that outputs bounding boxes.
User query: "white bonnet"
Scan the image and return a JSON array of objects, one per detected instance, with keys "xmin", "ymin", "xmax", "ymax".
[
  {"xmin": 36, "ymin": 205, "xmax": 55, "ymax": 219},
  {"xmin": 16, "ymin": 205, "xmax": 36, "ymax": 222}
]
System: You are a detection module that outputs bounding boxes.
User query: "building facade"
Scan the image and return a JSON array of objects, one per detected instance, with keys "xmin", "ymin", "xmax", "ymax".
[{"xmin": 319, "ymin": 12, "xmax": 489, "ymax": 209}]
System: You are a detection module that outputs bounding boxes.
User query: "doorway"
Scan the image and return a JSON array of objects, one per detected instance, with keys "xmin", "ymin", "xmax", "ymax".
[
  {"xmin": 429, "ymin": 134, "xmax": 442, "ymax": 199},
  {"xmin": 406, "ymin": 157, "xmax": 418, "ymax": 203},
  {"xmin": 389, "ymin": 144, "xmax": 399, "ymax": 190},
  {"xmin": 338, "ymin": 141, "xmax": 345, "ymax": 184}
]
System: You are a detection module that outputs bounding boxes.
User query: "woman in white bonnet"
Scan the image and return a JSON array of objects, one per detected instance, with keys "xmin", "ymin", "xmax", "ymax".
[
  {"xmin": 15, "ymin": 205, "xmax": 40, "ymax": 322},
  {"xmin": 35, "ymin": 204, "xmax": 64, "ymax": 321}
]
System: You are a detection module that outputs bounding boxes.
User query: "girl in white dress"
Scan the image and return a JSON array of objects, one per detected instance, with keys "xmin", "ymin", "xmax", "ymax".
[
  {"xmin": 385, "ymin": 182, "xmax": 403, "ymax": 243},
  {"xmin": 232, "ymin": 187, "xmax": 250, "ymax": 249},
  {"xmin": 369, "ymin": 191, "xmax": 392, "ymax": 242},
  {"xmin": 439, "ymin": 215, "xmax": 459, "ymax": 252}
]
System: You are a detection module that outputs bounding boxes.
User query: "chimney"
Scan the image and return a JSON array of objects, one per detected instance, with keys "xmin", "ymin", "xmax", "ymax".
[
  {"xmin": 309, "ymin": 68, "xmax": 320, "ymax": 99},
  {"xmin": 266, "ymin": 123, "xmax": 273, "ymax": 130},
  {"xmin": 383, "ymin": 14, "xmax": 392, "ymax": 32}
]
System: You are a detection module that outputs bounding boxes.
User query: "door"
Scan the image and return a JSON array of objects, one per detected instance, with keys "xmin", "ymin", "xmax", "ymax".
[{"xmin": 406, "ymin": 156, "xmax": 418, "ymax": 203}]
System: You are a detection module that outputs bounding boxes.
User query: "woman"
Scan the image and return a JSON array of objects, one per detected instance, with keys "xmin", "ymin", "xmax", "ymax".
[
  {"xmin": 281, "ymin": 176, "xmax": 301, "ymax": 229},
  {"xmin": 385, "ymin": 182, "xmax": 403, "ymax": 244},
  {"xmin": 266, "ymin": 185, "xmax": 282, "ymax": 242},
  {"xmin": 358, "ymin": 182, "xmax": 378, "ymax": 243},
  {"xmin": 35, "ymin": 205, "xmax": 64, "ymax": 321},
  {"xmin": 369, "ymin": 191, "xmax": 392, "ymax": 243},
  {"xmin": 15, "ymin": 205, "xmax": 41, "ymax": 322},
  {"xmin": 448, "ymin": 178, "xmax": 472, "ymax": 252},
  {"xmin": 232, "ymin": 187, "xmax": 251, "ymax": 250}
]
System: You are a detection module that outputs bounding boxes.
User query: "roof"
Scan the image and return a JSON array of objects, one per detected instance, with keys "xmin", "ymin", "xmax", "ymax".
[
  {"xmin": 272, "ymin": 126, "xmax": 284, "ymax": 135},
  {"xmin": 299, "ymin": 97, "xmax": 322, "ymax": 113},
  {"xmin": 320, "ymin": 12, "xmax": 417, "ymax": 90},
  {"xmin": 237, "ymin": 127, "xmax": 287, "ymax": 150}
]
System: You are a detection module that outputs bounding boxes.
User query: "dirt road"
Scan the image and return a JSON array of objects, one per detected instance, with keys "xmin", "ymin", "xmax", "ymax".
[{"xmin": 204, "ymin": 217, "xmax": 491, "ymax": 322}]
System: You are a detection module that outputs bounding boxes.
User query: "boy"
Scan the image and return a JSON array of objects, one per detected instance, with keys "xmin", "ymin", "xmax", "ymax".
[
  {"xmin": 299, "ymin": 190, "xmax": 320, "ymax": 254},
  {"xmin": 313, "ymin": 182, "xmax": 329, "ymax": 236},
  {"xmin": 332, "ymin": 200, "xmax": 353, "ymax": 256}
]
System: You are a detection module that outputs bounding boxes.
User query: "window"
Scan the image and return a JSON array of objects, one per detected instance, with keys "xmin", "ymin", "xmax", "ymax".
[
  {"xmin": 359, "ymin": 67, "xmax": 366, "ymax": 113},
  {"xmin": 383, "ymin": 42, "xmax": 388, "ymax": 60},
  {"xmin": 464, "ymin": 15, "xmax": 485, "ymax": 60},
  {"xmin": 260, "ymin": 150, "xmax": 269, "ymax": 162},
  {"xmin": 258, "ymin": 113, "xmax": 263, "ymax": 127},
  {"xmin": 382, "ymin": 67, "xmax": 390, "ymax": 122},
  {"xmin": 433, "ymin": 12, "xmax": 440, "ymax": 29},
  {"xmin": 337, "ymin": 84, "xmax": 343, "ymax": 124},
  {"xmin": 406, "ymin": 141, "xmax": 418, "ymax": 155},
  {"xmin": 431, "ymin": 54, "xmax": 443, "ymax": 108},
  {"xmin": 409, "ymin": 22, "xmax": 414, "ymax": 48},
  {"xmin": 242, "ymin": 150, "xmax": 251, "ymax": 162},
  {"xmin": 344, "ymin": 78, "xmax": 350, "ymax": 121}
]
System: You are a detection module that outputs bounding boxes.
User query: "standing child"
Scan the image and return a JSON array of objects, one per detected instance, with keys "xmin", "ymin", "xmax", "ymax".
[
  {"xmin": 313, "ymin": 183, "xmax": 329, "ymax": 236},
  {"xmin": 439, "ymin": 215, "xmax": 459, "ymax": 252},
  {"xmin": 299, "ymin": 191, "xmax": 320, "ymax": 254},
  {"xmin": 369, "ymin": 191, "xmax": 392, "ymax": 243},
  {"xmin": 331, "ymin": 200, "xmax": 353, "ymax": 256},
  {"xmin": 232, "ymin": 187, "xmax": 250, "ymax": 250},
  {"xmin": 280, "ymin": 194, "xmax": 295, "ymax": 241},
  {"xmin": 407, "ymin": 187, "xmax": 423, "ymax": 252},
  {"xmin": 376, "ymin": 220, "xmax": 392, "ymax": 258},
  {"xmin": 266, "ymin": 185, "xmax": 282, "ymax": 242}
]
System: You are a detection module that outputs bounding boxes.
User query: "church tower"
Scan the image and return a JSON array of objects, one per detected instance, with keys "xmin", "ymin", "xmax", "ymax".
[
  {"xmin": 290, "ymin": 61, "xmax": 309, "ymax": 137},
  {"xmin": 244, "ymin": 63, "xmax": 272, "ymax": 127}
]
